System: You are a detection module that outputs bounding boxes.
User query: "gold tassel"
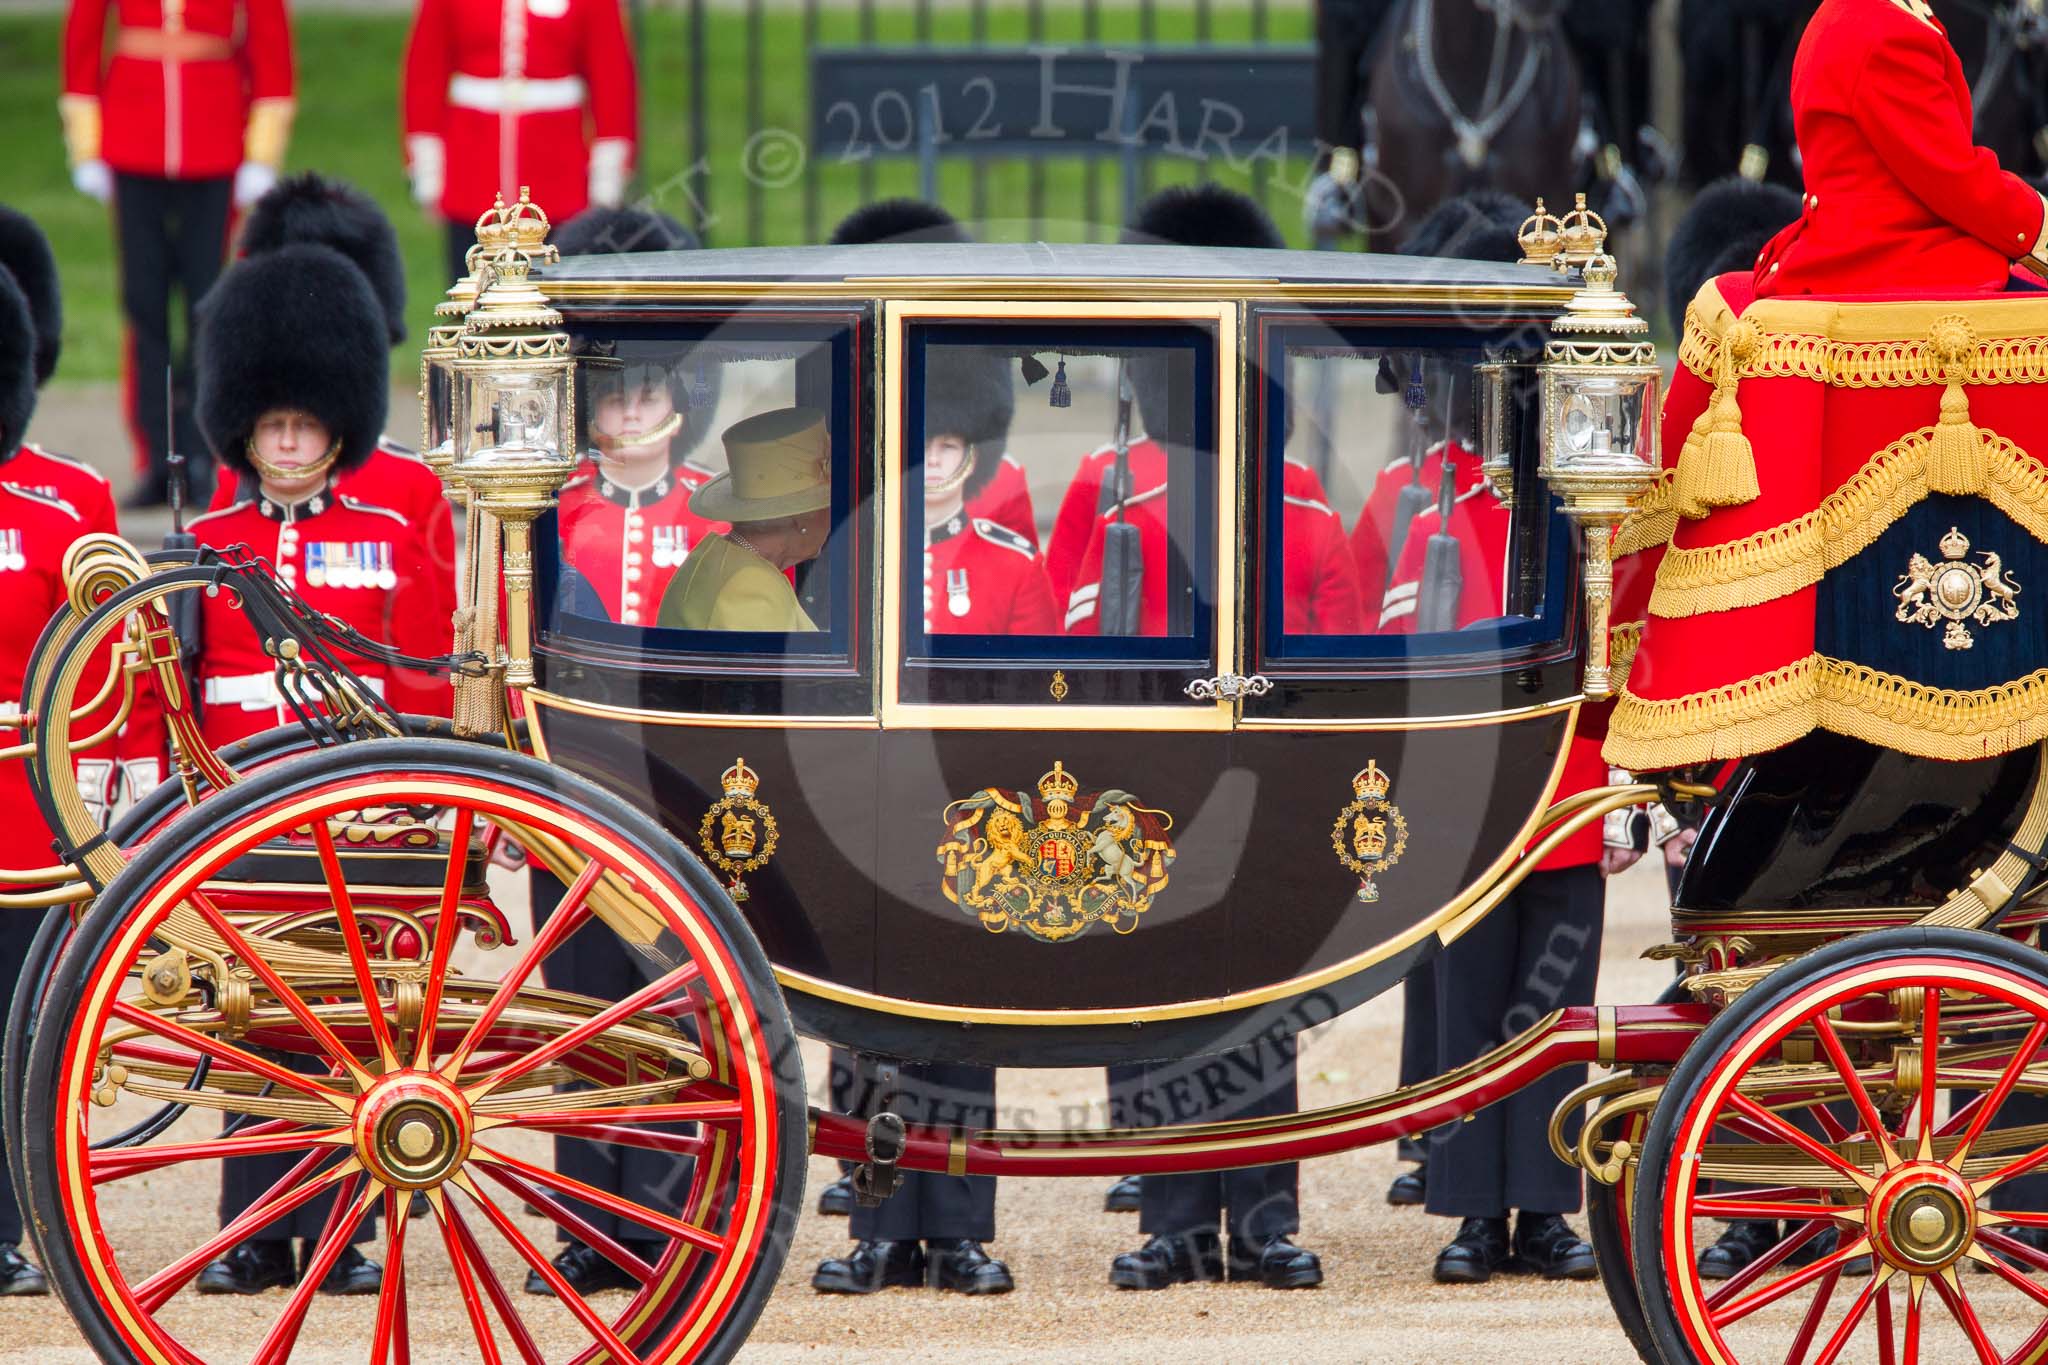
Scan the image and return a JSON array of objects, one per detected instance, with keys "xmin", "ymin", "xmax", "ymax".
[
  {"xmin": 1675, "ymin": 318, "xmax": 1763, "ymax": 517},
  {"xmin": 1925, "ymin": 316, "xmax": 1987, "ymax": 496}
]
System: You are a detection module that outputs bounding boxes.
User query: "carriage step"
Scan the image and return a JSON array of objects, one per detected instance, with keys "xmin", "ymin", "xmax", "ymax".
[{"xmin": 852, "ymin": 1112, "xmax": 907, "ymax": 1208}]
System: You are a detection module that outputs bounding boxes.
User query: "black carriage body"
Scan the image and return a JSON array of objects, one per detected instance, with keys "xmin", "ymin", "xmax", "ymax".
[{"xmin": 528, "ymin": 242, "xmax": 1588, "ymax": 1067}]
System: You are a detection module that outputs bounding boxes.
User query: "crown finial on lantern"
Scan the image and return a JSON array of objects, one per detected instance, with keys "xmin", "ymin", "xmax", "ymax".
[
  {"xmin": 1557, "ymin": 192, "xmax": 1609, "ymax": 267},
  {"xmin": 721, "ymin": 757, "xmax": 762, "ymax": 799},
  {"xmin": 1518, "ymin": 198, "xmax": 1566, "ymax": 267}
]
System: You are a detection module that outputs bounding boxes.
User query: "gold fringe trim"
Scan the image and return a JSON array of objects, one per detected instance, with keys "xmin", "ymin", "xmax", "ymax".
[
  {"xmin": 1680, "ymin": 290, "xmax": 2048, "ymax": 392},
  {"xmin": 1609, "ymin": 620, "xmax": 1643, "ymax": 697},
  {"xmin": 1673, "ymin": 318, "xmax": 1763, "ymax": 517},
  {"xmin": 1927, "ymin": 315, "xmax": 1987, "ymax": 495},
  {"xmin": 1613, "ymin": 469, "xmax": 1679, "ymax": 560},
  {"xmin": 1647, "ymin": 427, "xmax": 2048, "ymax": 618},
  {"xmin": 1604, "ymin": 656, "xmax": 2048, "ymax": 769}
]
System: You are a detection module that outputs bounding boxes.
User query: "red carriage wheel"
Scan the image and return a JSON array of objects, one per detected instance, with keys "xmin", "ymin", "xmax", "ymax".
[
  {"xmin": 22, "ymin": 737, "xmax": 804, "ymax": 1364},
  {"xmin": 1633, "ymin": 927, "xmax": 2048, "ymax": 1365},
  {"xmin": 1586, "ymin": 1096, "xmax": 1658, "ymax": 1363}
]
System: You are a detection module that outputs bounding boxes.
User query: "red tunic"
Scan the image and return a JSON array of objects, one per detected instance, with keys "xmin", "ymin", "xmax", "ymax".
[
  {"xmin": 212, "ymin": 440, "xmax": 458, "ymax": 639},
  {"xmin": 1756, "ymin": 0, "xmax": 2048, "ymax": 298},
  {"xmin": 62, "ymin": 0, "xmax": 295, "ymax": 180},
  {"xmin": 402, "ymin": 0, "xmax": 639, "ymax": 225},
  {"xmin": 922, "ymin": 512, "xmax": 1060, "ymax": 636},
  {"xmin": 1281, "ymin": 492, "xmax": 1368, "ymax": 636},
  {"xmin": 188, "ymin": 485, "xmax": 452, "ymax": 746},
  {"xmin": 556, "ymin": 459, "xmax": 723, "ymax": 626},
  {"xmin": 0, "ymin": 483, "xmax": 100, "ymax": 872},
  {"xmin": 1348, "ymin": 440, "xmax": 1486, "ymax": 617},
  {"xmin": 965, "ymin": 453, "xmax": 1040, "ymax": 552}
]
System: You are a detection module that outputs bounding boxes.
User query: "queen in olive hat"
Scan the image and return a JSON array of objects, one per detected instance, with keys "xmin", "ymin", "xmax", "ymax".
[{"xmin": 658, "ymin": 407, "xmax": 832, "ymax": 632}]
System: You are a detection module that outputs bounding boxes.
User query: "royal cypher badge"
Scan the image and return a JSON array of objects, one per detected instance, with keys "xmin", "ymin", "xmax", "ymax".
[
  {"xmin": 699, "ymin": 757, "xmax": 779, "ymax": 901},
  {"xmin": 1332, "ymin": 760, "xmax": 1408, "ymax": 902},
  {"xmin": 936, "ymin": 761, "xmax": 1176, "ymax": 942}
]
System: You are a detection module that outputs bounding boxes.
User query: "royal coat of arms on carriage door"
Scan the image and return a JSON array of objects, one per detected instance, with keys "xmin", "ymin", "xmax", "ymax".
[{"xmin": 936, "ymin": 761, "xmax": 1177, "ymax": 943}]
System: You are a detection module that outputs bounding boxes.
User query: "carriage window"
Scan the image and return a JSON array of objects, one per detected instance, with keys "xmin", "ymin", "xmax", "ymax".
[
  {"xmin": 1265, "ymin": 330, "xmax": 1556, "ymax": 663},
  {"xmin": 544, "ymin": 320, "xmax": 856, "ymax": 659},
  {"xmin": 903, "ymin": 322, "xmax": 1216, "ymax": 662}
]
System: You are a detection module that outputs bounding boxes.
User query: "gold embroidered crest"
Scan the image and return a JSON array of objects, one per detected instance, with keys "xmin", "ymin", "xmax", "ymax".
[
  {"xmin": 1332, "ymin": 761, "xmax": 1409, "ymax": 903},
  {"xmin": 936, "ymin": 761, "xmax": 1176, "ymax": 942},
  {"xmin": 698, "ymin": 757, "xmax": 779, "ymax": 902},
  {"xmin": 1893, "ymin": 526, "xmax": 2020, "ymax": 651}
]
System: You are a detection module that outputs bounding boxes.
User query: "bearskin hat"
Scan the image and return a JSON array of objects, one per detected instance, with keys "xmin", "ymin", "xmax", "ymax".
[
  {"xmin": 0, "ymin": 272, "xmax": 36, "ymax": 461},
  {"xmin": 240, "ymin": 174, "xmax": 408, "ymax": 347},
  {"xmin": 0, "ymin": 206, "xmax": 62, "ymax": 386},
  {"xmin": 556, "ymin": 207, "xmax": 717, "ymax": 462},
  {"xmin": 553, "ymin": 205, "xmax": 700, "ymax": 258},
  {"xmin": 1121, "ymin": 184, "xmax": 1285, "ymax": 251},
  {"xmin": 1397, "ymin": 191, "xmax": 1527, "ymax": 264},
  {"xmin": 923, "ymin": 347, "xmax": 1016, "ymax": 503},
  {"xmin": 830, "ymin": 199, "xmax": 972, "ymax": 246},
  {"xmin": 1666, "ymin": 177, "xmax": 1801, "ymax": 324},
  {"xmin": 197, "ymin": 244, "xmax": 389, "ymax": 478}
]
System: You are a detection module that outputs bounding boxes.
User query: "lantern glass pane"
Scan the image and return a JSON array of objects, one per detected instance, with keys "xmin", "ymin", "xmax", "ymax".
[{"xmin": 1543, "ymin": 365, "xmax": 1659, "ymax": 476}]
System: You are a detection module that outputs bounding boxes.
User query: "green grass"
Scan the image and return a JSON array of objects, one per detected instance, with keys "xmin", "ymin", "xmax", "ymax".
[{"xmin": 0, "ymin": 5, "xmax": 1318, "ymax": 384}]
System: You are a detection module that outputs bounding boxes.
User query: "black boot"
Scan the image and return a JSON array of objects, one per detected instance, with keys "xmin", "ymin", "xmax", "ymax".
[
  {"xmin": 1697, "ymin": 1220, "xmax": 1784, "ymax": 1281},
  {"xmin": 1386, "ymin": 1164, "xmax": 1426, "ymax": 1206},
  {"xmin": 196, "ymin": 1240, "xmax": 297, "ymax": 1294},
  {"xmin": 1108, "ymin": 1231, "xmax": 1223, "ymax": 1290},
  {"xmin": 926, "ymin": 1239, "xmax": 1014, "ymax": 1294},
  {"xmin": 1432, "ymin": 1217, "xmax": 1511, "ymax": 1285},
  {"xmin": 1228, "ymin": 1233, "xmax": 1323, "ymax": 1288},
  {"xmin": 314, "ymin": 1244, "xmax": 382, "ymax": 1296},
  {"xmin": 525, "ymin": 1242, "xmax": 639, "ymax": 1296},
  {"xmin": 811, "ymin": 1239, "xmax": 925, "ymax": 1294},
  {"xmin": 1103, "ymin": 1175, "xmax": 1143, "ymax": 1213},
  {"xmin": 0, "ymin": 1246, "xmax": 46, "ymax": 1297},
  {"xmin": 1513, "ymin": 1212, "xmax": 1597, "ymax": 1281},
  {"xmin": 816, "ymin": 1174, "xmax": 855, "ymax": 1217}
]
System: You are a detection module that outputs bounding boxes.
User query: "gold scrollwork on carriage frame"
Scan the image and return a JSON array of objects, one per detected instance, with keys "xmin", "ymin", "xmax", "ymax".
[
  {"xmin": 936, "ymin": 761, "xmax": 1176, "ymax": 943},
  {"xmin": 698, "ymin": 757, "xmax": 779, "ymax": 902},
  {"xmin": 1332, "ymin": 761, "xmax": 1408, "ymax": 903},
  {"xmin": 1893, "ymin": 526, "xmax": 2020, "ymax": 652}
]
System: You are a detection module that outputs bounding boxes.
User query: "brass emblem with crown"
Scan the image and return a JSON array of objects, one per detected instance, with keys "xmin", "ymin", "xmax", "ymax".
[
  {"xmin": 936, "ymin": 761, "xmax": 1177, "ymax": 943},
  {"xmin": 1894, "ymin": 526, "xmax": 2021, "ymax": 652},
  {"xmin": 699, "ymin": 757, "xmax": 780, "ymax": 901},
  {"xmin": 1332, "ymin": 761, "xmax": 1409, "ymax": 903}
]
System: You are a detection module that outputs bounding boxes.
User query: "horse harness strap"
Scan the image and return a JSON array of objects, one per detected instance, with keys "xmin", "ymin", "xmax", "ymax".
[{"xmin": 1412, "ymin": 0, "xmax": 1550, "ymax": 172}]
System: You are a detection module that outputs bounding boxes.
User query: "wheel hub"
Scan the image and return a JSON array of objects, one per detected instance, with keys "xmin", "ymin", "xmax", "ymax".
[
  {"xmin": 354, "ymin": 1073, "xmax": 472, "ymax": 1190},
  {"xmin": 1868, "ymin": 1162, "xmax": 1975, "ymax": 1271}
]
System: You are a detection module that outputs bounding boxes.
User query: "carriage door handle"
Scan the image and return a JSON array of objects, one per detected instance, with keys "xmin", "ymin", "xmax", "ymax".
[{"xmin": 1184, "ymin": 673, "xmax": 1272, "ymax": 702}]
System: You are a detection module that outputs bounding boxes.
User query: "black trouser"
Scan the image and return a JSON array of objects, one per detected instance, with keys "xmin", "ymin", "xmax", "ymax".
[
  {"xmin": 113, "ymin": 173, "xmax": 229, "ymax": 494},
  {"xmin": 1134, "ymin": 1037, "xmax": 1301, "ymax": 1243},
  {"xmin": 531, "ymin": 869, "xmax": 693, "ymax": 1245},
  {"xmin": 219, "ymin": 1053, "xmax": 377, "ymax": 1245},
  {"xmin": 0, "ymin": 909, "xmax": 42, "ymax": 1248},
  {"xmin": 444, "ymin": 222, "xmax": 479, "ymax": 295},
  {"xmin": 1313, "ymin": 0, "xmax": 1399, "ymax": 155},
  {"xmin": 847, "ymin": 1063, "xmax": 997, "ymax": 1244},
  {"xmin": 1425, "ymin": 864, "xmax": 1604, "ymax": 1220},
  {"xmin": 1395, "ymin": 966, "xmax": 1436, "ymax": 1164}
]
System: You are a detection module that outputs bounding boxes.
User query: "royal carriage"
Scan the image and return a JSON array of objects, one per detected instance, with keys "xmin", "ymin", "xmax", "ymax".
[{"xmin": 8, "ymin": 191, "xmax": 2048, "ymax": 1365}]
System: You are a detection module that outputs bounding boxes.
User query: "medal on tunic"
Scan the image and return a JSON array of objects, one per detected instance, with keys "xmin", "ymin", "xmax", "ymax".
[
  {"xmin": 947, "ymin": 567, "xmax": 971, "ymax": 617},
  {"xmin": 0, "ymin": 529, "xmax": 21, "ymax": 572},
  {"xmin": 305, "ymin": 542, "xmax": 326, "ymax": 588},
  {"xmin": 375, "ymin": 542, "xmax": 397, "ymax": 591}
]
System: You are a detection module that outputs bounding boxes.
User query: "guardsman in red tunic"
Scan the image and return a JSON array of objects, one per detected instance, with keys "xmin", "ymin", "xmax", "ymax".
[
  {"xmin": 1349, "ymin": 437, "xmax": 1485, "ymax": 617},
  {"xmin": 206, "ymin": 175, "xmax": 458, "ymax": 636},
  {"xmin": 61, "ymin": 0, "xmax": 295, "ymax": 505},
  {"xmin": 184, "ymin": 242, "xmax": 454, "ymax": 1295},
  {"xmin": 548, "ymin": 208, "xmax": 724, "ymax": 626},
  {"xmin": 403, "ymin": 0, "xmax": 639, "ymax": 287},
  {"xmin": 920, "ymin": 350, "xmax": 1057, "ymax": 638}
]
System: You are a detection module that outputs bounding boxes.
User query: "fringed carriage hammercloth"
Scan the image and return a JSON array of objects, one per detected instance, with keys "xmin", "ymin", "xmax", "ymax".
[{"xmin": 1605, "ymin": 271, "xmax": 2048, "ymax": 769}]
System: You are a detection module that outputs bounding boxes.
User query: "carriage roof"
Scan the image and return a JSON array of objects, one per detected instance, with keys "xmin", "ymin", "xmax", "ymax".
[{"xmin": 537, "ymin": 240, "xmax": 1580, "ymax": 304}]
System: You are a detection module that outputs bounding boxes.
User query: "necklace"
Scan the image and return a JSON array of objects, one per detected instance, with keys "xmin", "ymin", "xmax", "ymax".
[{"xmin": 727, "ymin": 529, "xmax": 773, "ymax": 565}]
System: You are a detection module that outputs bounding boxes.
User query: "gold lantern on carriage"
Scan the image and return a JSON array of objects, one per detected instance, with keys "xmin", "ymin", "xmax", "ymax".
[
  {"xmin": 448, "ymin": 190, "xmax": 579, "ymax": 724},
  {"xmin": 1531, "ymin": 195, "xmax": 1662, "ymax": 700}
]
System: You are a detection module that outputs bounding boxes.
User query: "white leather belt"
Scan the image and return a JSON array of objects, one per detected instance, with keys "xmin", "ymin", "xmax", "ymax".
[
  {"xmin": 204, "ymin": 673, "xmax": 385, "ymax": 712},
  {"xmin": 447, "ymin": 74, "xmax": 587, "ymax": 113}
]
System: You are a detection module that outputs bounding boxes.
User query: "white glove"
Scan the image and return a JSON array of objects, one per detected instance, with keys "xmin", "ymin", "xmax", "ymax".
[
  {"xmin": 407, "ymin": 134, "xmax": 445, "ymax": 209},
  {"xmin": 588, "ymin": 138, "xmax": 631, "ymax": 210},
  {"xmin": 72, "ymin": 159, "xmax": 113, "ymax": 202},
  {"xmin": 232, "ymin": 161, "xmax": 277, "ymax": 210}
]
